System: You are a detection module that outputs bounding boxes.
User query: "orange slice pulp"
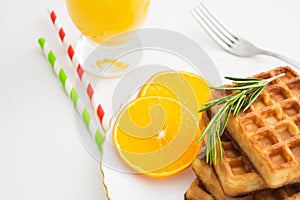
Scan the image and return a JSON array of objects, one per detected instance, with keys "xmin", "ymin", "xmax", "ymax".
[{"xmin": 113, "ymin": 71, "xmax": 210, "ymax": 177}]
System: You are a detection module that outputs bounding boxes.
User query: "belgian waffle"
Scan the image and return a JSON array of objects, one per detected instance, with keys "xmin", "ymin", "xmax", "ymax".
[
  {"xmin": 192, "ymin": 157, "xmax": 254, "ymax": 200},
  {"xmin": 184, "ymin": 179, "xmax": 215, "ymax": 200},
  {"xmin": 225, "ymin": 66, "xmax": 300, "ymax": 188},
  {"xmin": 190, "ymin": 157, "xmax": 300, "ymax": 200},
  {"xmin": 200, "ymin": 111, "xmax": 267, "ymax": 196},
  {"xmin": 214, "ymin": 133, "xmax": 267, "ymax": 196}
]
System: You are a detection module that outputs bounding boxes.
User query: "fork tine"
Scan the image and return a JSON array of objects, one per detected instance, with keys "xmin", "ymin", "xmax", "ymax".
[
  {"xmin": 195, "ymin": 4, "xmax": 235, "ymax": 46},
  {"xmin": 197, "ymin": 2, "xmax": 238, "ymax": 41},
  {"xmin": 192, "ymin": 8, "xmax": 232, "ymax": 50}
]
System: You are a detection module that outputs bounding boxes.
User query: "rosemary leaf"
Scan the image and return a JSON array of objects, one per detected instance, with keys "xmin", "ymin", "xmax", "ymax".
[
  {"xmin": 233, "ymin": 92, "xmax": 246, "ymax": 116},
  {"xmin": 243, "ymin": 86, "xmax": 266, "ymax": 112},
  {"xmin": 213, "ymin": 83, "xmax": 267, "ymax": 91},
  {"xmin": 224, "ymin": 76, "xmax": 262, "ymax": 81},
  {"xmin": 221, "ymin": 105, "xmax": 231, "ymax": 135}
]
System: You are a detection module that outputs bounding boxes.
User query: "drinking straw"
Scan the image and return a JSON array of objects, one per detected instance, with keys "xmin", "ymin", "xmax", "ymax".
[
  {"xmin": 38, "ymin": 37, "xmax": 105, "ymax": 151},
  {"xmin": 48, "ymin": 9, "xmax": 105, "ymax": 127},
  {"xmin": 38, "ymin": 38, "xmax": 111, "ymax": 199}
]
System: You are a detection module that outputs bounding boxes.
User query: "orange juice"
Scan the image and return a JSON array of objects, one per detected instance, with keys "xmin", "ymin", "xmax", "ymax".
[{"xmin": 66, "ymin": 0, "xmax": 150, "ymax": 45}]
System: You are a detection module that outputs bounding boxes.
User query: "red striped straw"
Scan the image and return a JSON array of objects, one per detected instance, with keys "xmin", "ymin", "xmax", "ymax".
[{"xmin": 48, "ymin": 9, "xmax": 105, "ymax": 126}]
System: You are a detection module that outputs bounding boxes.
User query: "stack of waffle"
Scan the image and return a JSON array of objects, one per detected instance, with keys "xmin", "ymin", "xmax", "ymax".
[{"xmin": 185, "ymin": 66, "xmax": 300, "ymax": 200}]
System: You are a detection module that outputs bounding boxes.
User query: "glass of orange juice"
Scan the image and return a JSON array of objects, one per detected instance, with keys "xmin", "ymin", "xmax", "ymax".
[{"xmin": 65, "ymin": 0, "xmax": 150, "ymax": 77}]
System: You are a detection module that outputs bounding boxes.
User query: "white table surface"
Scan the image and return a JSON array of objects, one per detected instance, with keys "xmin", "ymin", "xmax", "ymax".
[{"xmin": 1, "ymin": 0, "xmax": 300, "ymax": 199}]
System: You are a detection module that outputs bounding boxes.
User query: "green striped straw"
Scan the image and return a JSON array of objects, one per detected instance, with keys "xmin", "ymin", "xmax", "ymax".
[
  {"xmin": 38, "ymin": 37, "xmax": 110, "ymax": 199},
  {"xmin": 38, "ymin": 37, "xmax": 105, "ymax": 149}
]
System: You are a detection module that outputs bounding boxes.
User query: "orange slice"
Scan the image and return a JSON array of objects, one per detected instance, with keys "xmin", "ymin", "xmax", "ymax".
[
  {"xmin": 139, "ymin": 70, "xmax": 211, "ymax": 124},
  {"xmin": 113, "ymin": 96, "xmax": 201, "ymax": 177}
]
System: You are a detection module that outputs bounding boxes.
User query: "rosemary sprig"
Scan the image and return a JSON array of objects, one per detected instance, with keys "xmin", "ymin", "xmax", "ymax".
[{"xmin": 198, "ymin": 73, "xmax": 285, "ymax": 165}]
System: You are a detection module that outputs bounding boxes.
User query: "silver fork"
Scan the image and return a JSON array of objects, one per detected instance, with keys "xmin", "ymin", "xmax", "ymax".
[{"xmin": 192, "ymin": 2, "xmax": 300, "ymax": 70}]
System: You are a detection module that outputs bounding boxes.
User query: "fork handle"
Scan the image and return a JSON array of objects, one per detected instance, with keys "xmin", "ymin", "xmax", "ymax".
[{"xmin": 262, "ymin": 50, "xmax": 300, "ymax": 70}]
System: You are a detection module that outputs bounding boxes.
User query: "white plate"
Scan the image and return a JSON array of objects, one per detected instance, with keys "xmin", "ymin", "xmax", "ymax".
[{"xmin": 75, "ymin": 28, "xmax": 219, "ymax": 200}]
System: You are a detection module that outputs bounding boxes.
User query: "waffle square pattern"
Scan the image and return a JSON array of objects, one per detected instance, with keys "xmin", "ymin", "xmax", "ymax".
[
  {"xmin": 186, "ymin": 158, "xmax": 300, "ymax": 200},
  {"xmin": 226, "ymin": 66, "xmax": 300, "ymax": 188},
  {"xmin": 213, "ymin": 133, "xmax": 267, "ymax": 196}
]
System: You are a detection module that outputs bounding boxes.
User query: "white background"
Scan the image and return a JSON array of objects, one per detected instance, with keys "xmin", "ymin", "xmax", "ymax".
[{"xmin": 1, "ymin": 0, "xmax": 300, "ymax": 199}]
